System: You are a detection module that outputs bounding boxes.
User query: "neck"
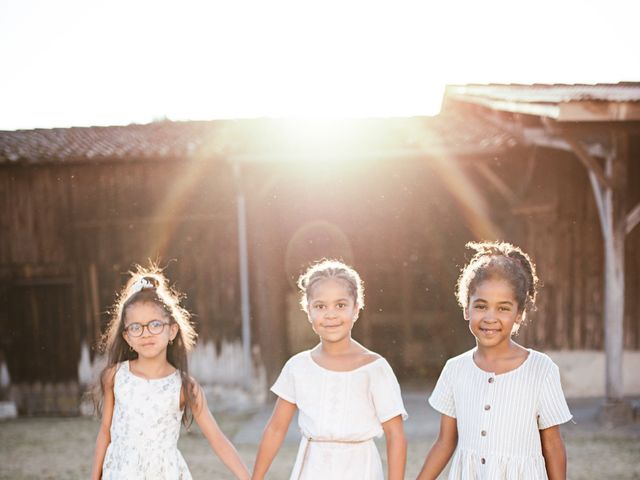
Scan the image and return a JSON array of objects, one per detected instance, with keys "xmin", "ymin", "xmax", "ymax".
[
  {"xmin": 132, "ymin": 354, "xmax": 171, "ymax": 373},
  {"xmin": 475, "ymin": 340, "xmax": 518, "ymax": 360},
  {"xmin": 319, "ymin": 337, "xmax": 355, "ymax": 356}
]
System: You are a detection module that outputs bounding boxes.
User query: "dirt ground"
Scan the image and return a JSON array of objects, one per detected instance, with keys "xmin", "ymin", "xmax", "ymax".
[{"xmin": 1, "ymin": 393, "xmax": 639, "ymax": 479}]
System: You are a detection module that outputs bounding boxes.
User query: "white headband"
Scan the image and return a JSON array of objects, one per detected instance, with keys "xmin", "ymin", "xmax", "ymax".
[{"xmin": 130, "ymin": 277, "xmax": 155, "ymax": 295}]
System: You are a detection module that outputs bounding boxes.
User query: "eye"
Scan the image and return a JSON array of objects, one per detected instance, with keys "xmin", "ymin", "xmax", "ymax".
[
  {"xmin": 337, "ymin": 303, "xmax": 346, "ymax": 308},
  {"xmin": 474, "ymin": 304, "xmax": 487, "ymax": 310},
  {"xmin": 127, "ymin": 323, "xmax": 142, "ymax": 334},
  {"xmin": 149, "ymin": 320, "xmax": 164, "ymax": 328},
  {"xmin": 499, "ymin": 306, "xmax": 512, "ymax": 312}
]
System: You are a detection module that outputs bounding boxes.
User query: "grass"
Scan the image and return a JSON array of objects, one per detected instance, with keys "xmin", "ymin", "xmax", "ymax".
[{"xmin": 1, "ymin": 413, "xmax": 639, "ymax": 479}]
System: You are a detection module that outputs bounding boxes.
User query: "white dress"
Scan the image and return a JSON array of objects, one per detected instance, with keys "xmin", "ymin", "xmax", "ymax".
[
  {"xmin": 102, "ymin": 360, "xmax": 191, "ymax": 479},
  {"xmin": 271, "ymin": 350, "xmax": 407, "ymax": 480},
  {"xmin": 429, "ymin": 348, "xmax": 572, "ymax": 480}
]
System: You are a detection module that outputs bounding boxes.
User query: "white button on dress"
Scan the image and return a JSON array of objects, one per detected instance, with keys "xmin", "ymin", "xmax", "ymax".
[{"xmin": 429, "ymin": 349, "xmax": 572, "ymax": 480}]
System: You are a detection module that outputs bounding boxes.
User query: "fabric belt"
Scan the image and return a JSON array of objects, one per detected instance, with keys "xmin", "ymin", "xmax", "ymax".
[{"xmin": 296, "ymin": 433, "xmax": 374, "ymax": 480}]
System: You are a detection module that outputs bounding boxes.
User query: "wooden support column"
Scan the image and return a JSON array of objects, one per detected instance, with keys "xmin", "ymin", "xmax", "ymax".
[
  {"xmin": 555, "ymin": 126, "xmax": 631, "ymax": 412},
  {"xmin": 601, "ymin": 131, "xmax": 627, "ymax": 404}
]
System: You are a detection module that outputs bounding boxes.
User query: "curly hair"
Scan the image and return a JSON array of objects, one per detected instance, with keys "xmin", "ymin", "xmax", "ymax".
[
  {"xmin": 456, "ymin": 241, "xmax": 539, "ymax": 316},
  {"xmin": 297, "ymin": 259, "xmax": 365, "ymax": 314}
]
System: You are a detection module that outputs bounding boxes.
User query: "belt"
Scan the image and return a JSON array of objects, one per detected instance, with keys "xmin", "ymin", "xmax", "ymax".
[{"xmin": 296, "ymin": 433, "xmax": 374, "ymax": 480}]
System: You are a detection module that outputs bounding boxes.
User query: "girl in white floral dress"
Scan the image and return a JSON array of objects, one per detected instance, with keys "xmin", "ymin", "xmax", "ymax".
[
  {"xmin": 252, "ymin": 260, "xmax": 408, "ymax": 480},
  {"xmin": 90, "ymin": 266, "xmax": 250, "ymax": 480}
]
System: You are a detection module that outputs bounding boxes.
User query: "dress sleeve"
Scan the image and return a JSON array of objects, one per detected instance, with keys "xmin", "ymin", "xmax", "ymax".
[
  {"xmin": 270, "ymin": 358, "xmax": 296, "ymax": 404},
  {"xmin": 369, "ymin": 358, "xmax": 408, "ymax": 423},
  {"xmin": 537, "ymin": 362, "xmax": 572, "ymax": 429},
  {"xmin": 428, "ymin": 360, "xmax": 456, "ymax": 418}
]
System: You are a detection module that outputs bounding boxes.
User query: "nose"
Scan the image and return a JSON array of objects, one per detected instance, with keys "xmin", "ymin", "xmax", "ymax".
[
  {"xmin": 483, "ymin": 309, "xmax": 499, "ymax": 322},
  {"xmin": 324, "ymin": 308, "xmax": 338, "ymax": 318}
]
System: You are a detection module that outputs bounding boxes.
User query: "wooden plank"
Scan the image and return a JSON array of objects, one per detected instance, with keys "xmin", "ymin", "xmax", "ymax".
[
  {"xmin": 627, "ymin": 202, "xmax": 640, "ymax": 234},
  {"xmin": 560, "ymin": 132, "xmax": 612, "ymax": 190},
  {"xmin": 474, "ymin": 163, "xmax": 520, "ymax": 205}
]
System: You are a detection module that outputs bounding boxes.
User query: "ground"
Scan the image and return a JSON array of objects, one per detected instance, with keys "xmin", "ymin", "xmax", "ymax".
[{"xmin": 0, "ymin": 391, "xmax": 639, "ymax": 479}]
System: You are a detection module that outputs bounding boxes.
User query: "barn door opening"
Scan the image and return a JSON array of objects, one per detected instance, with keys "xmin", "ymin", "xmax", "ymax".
[{"xmin": 6, "ymin": 279, "xmax": 80, "ymax": 414}]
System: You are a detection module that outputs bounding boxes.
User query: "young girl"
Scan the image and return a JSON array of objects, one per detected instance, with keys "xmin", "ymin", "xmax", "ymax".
[
  {"xmin": 90, "ymin": 266, "xmax": 250, "ymax": 480},
  {"xmin": 252, "ymin": 259, "xmax": 407, "ymax": 480},
  {"xmin": 417, "ymin": 241, "xmax": 572, "ymax": 480}
]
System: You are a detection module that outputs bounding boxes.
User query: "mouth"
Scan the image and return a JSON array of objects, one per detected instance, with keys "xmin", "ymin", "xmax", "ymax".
[{"xmin": 479, "ymin": 328, "xmax": 500, "ymax": 336}]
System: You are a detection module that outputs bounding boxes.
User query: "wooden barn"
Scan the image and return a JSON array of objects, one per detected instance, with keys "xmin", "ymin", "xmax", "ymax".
[{"xmin": 0, "ymin": 83, "xmax": 638, "ymax": 415}]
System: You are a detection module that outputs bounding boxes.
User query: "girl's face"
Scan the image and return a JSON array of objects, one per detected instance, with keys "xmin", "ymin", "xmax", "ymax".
[
  {"xmin": 464, "ymin": 277, "xmax": 522, "ymax": 350},
  {"xmin": 307, "ymin": 278, "xmax": 359, "ymax": 345},
  {"xmin": 122, "ymin": 301, "xmax": 179, "ymax": 360}
]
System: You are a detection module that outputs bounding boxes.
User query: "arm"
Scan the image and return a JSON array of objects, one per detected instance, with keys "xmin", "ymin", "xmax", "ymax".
[
  {"xmin": 191, "ymin": 381, "xmax": 251, "ymax": 480},
  {"xmin": 416, "ymin": 414, "xmax": 458, "ymax": 480},
  {"xmin": 382, "ymin": 414, "xmax": 407, "ymax": 480},
  {"xmin": 251, "ymin": 397, "xmax": 298, "ymax": 480},
  {"xmin": 540, "ymin": 425, "xmax": 567, "ymax": 480},
  {"xmin": 90, "ymin": 367, "xmax": 116, "ymax": 480}
]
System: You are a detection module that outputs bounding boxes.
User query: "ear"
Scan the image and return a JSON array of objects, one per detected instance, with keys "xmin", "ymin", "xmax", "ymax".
[
  {"xmin": 463, "ymin": 306, "xmax": 471, "ymax": 321},
  {"xmin": 352, "ymin": 305, "xmax": 360, "ymax": 323},
  {"xmin": 511, "ymin": 311, "xmax": 524, "ymax": 335},
  {"xmin": 169, "ymin": 323, "xmax": 179, "ymax": 341}
]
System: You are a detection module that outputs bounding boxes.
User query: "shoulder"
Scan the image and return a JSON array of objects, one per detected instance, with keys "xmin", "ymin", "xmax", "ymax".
[
  {"xmin": 359, "ymin": 349, "xmax": 384, "ymax": 367},
  {"xmin": 282, "ymin": 350, "xmax": 312, "ymax": 370},
  {"xmin": 527, "ymin": 349, "xmax": 558, "ymax": 372},
  {"xmin": 445, "ymin": 349, "xmax": 475, "ymax": 368},
  {"xmin": 101, "ymin": 363, "xmax": 119, "ymax": 388},
  {"xmin": 185, "ymin": 375, "xmax": 201, "ymax": 396}
]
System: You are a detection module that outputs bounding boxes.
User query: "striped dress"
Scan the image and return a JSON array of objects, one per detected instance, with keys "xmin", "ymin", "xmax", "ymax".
[{"xmin": 429, "ymin": 348, "xmax": 572, "ymax": 480}]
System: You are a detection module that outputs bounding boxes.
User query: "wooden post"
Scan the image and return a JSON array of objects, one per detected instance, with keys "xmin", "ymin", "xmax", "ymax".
[
  {"xmin": 557, "ymin": 127, "xmax": 632, "ymax": 420},
  {"xmin": 602, "ymin": 131, "xmax": 627, "ymax": 403}
]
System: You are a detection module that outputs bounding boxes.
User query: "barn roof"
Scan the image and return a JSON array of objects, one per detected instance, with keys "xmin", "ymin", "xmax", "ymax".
[{"xmin": 0, "ymin": 113, "xmax": 516, "ymax": 165}]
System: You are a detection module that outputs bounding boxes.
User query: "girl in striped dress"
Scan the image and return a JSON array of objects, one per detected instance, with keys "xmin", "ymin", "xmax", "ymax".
[{"xmin": 417, "ymin": 242, "xmax": 572, "ymax": 480}]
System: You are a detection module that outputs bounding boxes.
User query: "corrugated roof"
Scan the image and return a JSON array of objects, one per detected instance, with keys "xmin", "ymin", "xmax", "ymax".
[
  {"xmin": 447, "ymin": 83, "xmax": 640, "ymax": 104},
  {"xmin": 0, "ymin": 113, "xmax": 517, "ymax": 165},
  {"xmin": 445, "ymin": 83, "xmax": 640, "ymax": 121}
]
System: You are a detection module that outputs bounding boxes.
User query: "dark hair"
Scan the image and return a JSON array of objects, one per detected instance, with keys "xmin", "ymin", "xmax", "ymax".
[
  {"xmin": 297, "ymin": 259, "xmax": 365, "ymax": 314},
  {"xmin": 456, "ymin": 241, "xmax": 538, "ymax": 317},
  {"xmin": 93, "ymin": 264, "xmax": 198, "ymax": 426}
]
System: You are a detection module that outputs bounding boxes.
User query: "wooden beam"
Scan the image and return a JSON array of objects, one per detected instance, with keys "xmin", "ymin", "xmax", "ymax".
[
  {"xmin": 474, "ymin": 163, "xmax": 520, "ymax": 205},
  {"xmin": 541, "ymin": 118, "xmax": 612, "ymax": 190},
  {"xmin": 627, "ymin": 202, "xmax": 640, "ymax": 235},
  {"xmin": 476, "ymin": 110, "xmax": 609, "ymax": 158}
]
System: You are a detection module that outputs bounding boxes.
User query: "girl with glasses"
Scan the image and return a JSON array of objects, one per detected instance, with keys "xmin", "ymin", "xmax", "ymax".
[{"xmin": 90, "ymin": 266, "xmax": 250, "ymax": 480}]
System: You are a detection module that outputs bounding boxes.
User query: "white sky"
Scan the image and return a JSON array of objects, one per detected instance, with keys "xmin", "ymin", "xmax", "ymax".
[{"xmin": 0, "ymin": 0, "xmax": 638, "ymax": 130}]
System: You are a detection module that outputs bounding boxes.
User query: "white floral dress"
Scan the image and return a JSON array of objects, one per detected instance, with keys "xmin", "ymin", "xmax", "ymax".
[
  {"xmin": 101, "ymin": 360, "xmax": 191, "ymax": 479},
  {"xmin": 271, "ymin": 350, "xmax": 408, "ymax": 480}
]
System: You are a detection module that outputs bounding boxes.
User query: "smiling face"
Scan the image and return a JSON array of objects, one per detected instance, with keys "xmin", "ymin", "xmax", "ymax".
[
  {"xmin": 122, "ymin": 301, "xmax": 179, "ymax": 360},
  {"xmin": 307, "ymin": 278, "xmax": 360, "ymax": 345},
  {"xmin": 464, "ymin": 277, "xmax": 523, "ymax": 350}
]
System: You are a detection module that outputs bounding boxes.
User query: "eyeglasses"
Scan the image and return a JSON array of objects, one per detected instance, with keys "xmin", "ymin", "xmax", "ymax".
[{"xmin": 124, "ymin": 320, "xmax": 170, "ymax": 337}]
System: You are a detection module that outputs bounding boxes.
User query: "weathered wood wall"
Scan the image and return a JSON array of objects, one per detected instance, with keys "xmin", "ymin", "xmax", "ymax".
[
  {"xmin": 0, "ymin": 158, "xmax": 242, "ymax": 413},
  {"xmin": 490, "ymin": 142, "xmax": 640, "ymax": 352},
  {"xmin": 1, "ymin": 130, "xmax": 638, "ymax": 411}
]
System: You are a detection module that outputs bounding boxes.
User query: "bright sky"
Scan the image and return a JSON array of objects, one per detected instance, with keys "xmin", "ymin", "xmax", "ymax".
[{"xmin": 0, "ymin": 0, "xmax": 638, "ymax": 130}]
